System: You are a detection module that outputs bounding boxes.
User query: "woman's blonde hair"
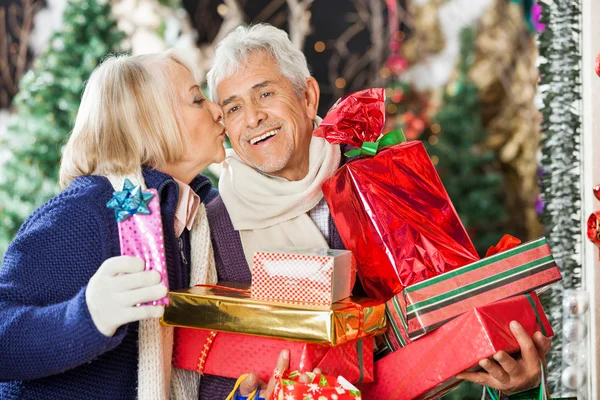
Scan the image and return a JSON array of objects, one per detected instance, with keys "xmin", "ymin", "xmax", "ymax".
[{"xmin": 59, "ymin": 50, "xmax": 199, "ymax": 188}]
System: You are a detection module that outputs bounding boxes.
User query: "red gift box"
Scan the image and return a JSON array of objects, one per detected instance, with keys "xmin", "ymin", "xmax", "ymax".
[
  {"xmin": 314, "ymin": 88, "xmax": 479, "ymax": 300},
  {"xmin": 398, "ymin": 237, "xmax": 561, "ymax": 341},
  {"xmin": 172, "ymin": 328, "xmax": 374, "ymax": 384},
  {"xmin": 382, "ymin": 236, "xmax": 560, "ymax": 349},
  {"xmin": 271, "ymin": 370, "xmax": 362, "ymax": 400},
  {"xmin": 360, "ymin": 293, "xmax": 553, "ymax": 400}
]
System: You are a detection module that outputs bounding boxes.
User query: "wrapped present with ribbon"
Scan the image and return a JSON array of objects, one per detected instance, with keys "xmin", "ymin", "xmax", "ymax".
[
  {"xmin": 106, "ymin": 178, "xmax": 168, "ymax": 306},
  {"xmin": 172, "ymin": 328, "xmax": 373, "ymax": 384},
  {"xmin": 251, "ymin": 248, "xmax": 355, "ymax": 306},
  {"xmin": 360, "ymin": 293, "xmax": 554, "ymax": 400},
  {"xmin": 161, "ymin": 282, "xmax": 386, "ymax": 346},
  {"xmin": 391, "ymin": 236, "xmax": 562, "ymax": 342},
  {"xmin": 271, "ymin": 370, "xmax": 362, "ymax": 400},
  {"xmin": 314, "ymin": 88, "xmax": 479, "ymax": 301}
]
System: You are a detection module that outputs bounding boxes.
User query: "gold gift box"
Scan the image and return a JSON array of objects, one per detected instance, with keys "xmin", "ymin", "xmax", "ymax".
[{"xmin": 161, "ymin": 282, "xmax": 386, "ymax": 346}]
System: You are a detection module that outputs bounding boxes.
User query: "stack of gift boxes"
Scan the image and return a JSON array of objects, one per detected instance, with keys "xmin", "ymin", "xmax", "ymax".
[
  {"xmin": 165, "ymin": 248, "xmax": 375, "ymax": 399},
  {"xmin": 160, "ymin": 88, "xmax": 562, "ymax": 400}
]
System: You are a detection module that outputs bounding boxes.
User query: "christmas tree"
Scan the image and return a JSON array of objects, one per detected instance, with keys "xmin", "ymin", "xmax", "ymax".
[
  {"xmin": 422, "ymin": 26, "xmax": 510, "ymax": 257},
  {"xmin": 0, "ymin": 0, "xmax": 124, "ymax": 255}
]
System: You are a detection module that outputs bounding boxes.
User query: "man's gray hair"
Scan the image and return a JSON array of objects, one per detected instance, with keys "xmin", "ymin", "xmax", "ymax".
[{"xmin": 207, "ymin": 24, "xmax": 311, "ymax": 103}]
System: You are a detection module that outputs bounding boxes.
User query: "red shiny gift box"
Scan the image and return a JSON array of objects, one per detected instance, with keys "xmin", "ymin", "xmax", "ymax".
[
  {"xmin": 360, "ymin": 293, "xmax": 553, "ymax": 400},
  {"xmin": 172, "ymin": 328, "xmax": 374, "ymax": 384},
  {"xmin": 314, "ymin": 88, "xmax": 479, "ymax": 300}
]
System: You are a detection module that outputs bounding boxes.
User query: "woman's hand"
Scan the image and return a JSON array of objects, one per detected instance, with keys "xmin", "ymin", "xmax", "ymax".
[
  {"xmin": 237, "ymin": 350, "xmax": 322, "ymax": 400},
  {"xmin": 86, "ymin": 256, "xmax": 167, "ymax": 337}
]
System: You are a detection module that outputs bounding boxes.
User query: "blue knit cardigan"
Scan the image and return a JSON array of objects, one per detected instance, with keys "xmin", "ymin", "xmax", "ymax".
[{"xmin": 0, "ymin": 167, "xmax": 215, "ymax": 400}]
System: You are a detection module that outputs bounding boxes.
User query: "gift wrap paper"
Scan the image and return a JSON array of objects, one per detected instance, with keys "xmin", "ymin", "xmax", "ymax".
[
  {"xmin": 360, "ymin": 293, "xmax": 553, "ymax": 400},
  {"xmin": 272, "ymin": 370, "xmax": 362, "ymax": 400},
  {"xmin": 314, "ymin": 88, "xmax": 479, "ymax": 300},
  {"xmin": 399, "ymin": 237, "xmax": 561, "ymax": 340},
  {"xmin": 112, "ymin": 186, "xmax": 169, "ymax": 306},
  {"xmin": 161, "ymin": 282, "xmax": 386, "ymax": 346},
  {"xmin": 172, "ymin": 328, "xmax": 374, "ymax": 384},
  {"xmin": 252, "ymin": 248, "xmax": 355, "ymax": 306}
]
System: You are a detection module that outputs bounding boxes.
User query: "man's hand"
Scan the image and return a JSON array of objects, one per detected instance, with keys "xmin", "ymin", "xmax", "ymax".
[
  {"xmin": 238, "ymin": 350, "xmax": 322, "ymax": 399},
  {"xmin": 456, "ymin": 321, "xmax": 551, "ymax": 395}
]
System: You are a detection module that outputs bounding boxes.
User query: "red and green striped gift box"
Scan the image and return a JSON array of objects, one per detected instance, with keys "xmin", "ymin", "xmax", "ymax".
[
  {"xmin": 379, "ymin": 296, "xmax": 412, "ymax": 352},
  {"xmin": 389, "ymin": 237, "xmax": 561, "ymax": 342}
]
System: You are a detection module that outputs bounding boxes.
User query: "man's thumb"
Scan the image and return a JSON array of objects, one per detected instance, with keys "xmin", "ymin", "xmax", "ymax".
[{"xmin": 239, "ymin": 373, "xmax": 260, "ymax": 396}]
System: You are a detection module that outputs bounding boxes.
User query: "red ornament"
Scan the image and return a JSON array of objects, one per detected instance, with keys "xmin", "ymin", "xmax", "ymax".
[
  {"xmin": 385, "ymin": 54, "xmax": 408, "ymax": 76},
  {"xmin": 391, "ymin": 90, "xmax": 404, "ymax": 103},
  {"xmin": 411, "ymin": 116, "xmax": 425, "ymax": 133},
  {"xmin": 594, "ymin": 184, "xmax": 600, "ymax": 200},
  {"xmin": 588, "ymin": 185, "xmax": 600, "ymax": 259},
  {"xmin": 403, "ymin": 111, "xmax": 415, "ymax": 123},
  {"xmin": 595, "ymin": 53, "xmax": 600, "ymax": 77},
  {"xmin": 587, "ymin": 211, "xmax": 600, "ymax": 246}
]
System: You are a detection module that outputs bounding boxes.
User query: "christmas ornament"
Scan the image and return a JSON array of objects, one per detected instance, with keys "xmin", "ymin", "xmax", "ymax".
[
  {"xmin": 562, "ymin": 319, "xmax": 588, "ymax": 342},
  {"xmin": 384, "ymin": 0, "xmax": 409, "ymax": 77},
  {"xmin": 561, "ymin": 365, "xmax": 587, "ymax": 389},
  {"xmin": 586, "ymin": 211, "xmax": 600, "ymax": 247},
  {"xmin": 562, "ymin": 289, "xmax": 590, "ymax": 317},
  {"xmin": 385, "ymin": 54, "xmax": 409, "ymax": 76},
  {"xmin": 595, "ymin": 53, "xmax": 600, "ymax": 77},
  {"xmin": 586, "ymin": 183, "xmax": 600, "ymax": 258},
  {"xmin": 593, "ymin": 184, "xmax": 600, "ymax": 200},
  {"xmin": 563, "ymin": 343, "xmax": 587, "ymax": 367}
]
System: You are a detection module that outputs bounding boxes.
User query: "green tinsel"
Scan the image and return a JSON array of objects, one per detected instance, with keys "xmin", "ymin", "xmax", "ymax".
[
  {"xmin": 0, "ymin": 0, "xmax": 125, "ymax": 255},
  {"xmin": 538, "ymin": 0, "xmax": 582, "ymax": 395}
]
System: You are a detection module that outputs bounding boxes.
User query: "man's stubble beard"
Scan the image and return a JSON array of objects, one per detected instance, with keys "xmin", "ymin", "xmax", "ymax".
[
  {"xmin": 241, "ymin": 122, "xmax": 294, "ymax": 175},
  {"xmin": 246, "ymin": 138, "xmax": 293, "ymax": 175}
]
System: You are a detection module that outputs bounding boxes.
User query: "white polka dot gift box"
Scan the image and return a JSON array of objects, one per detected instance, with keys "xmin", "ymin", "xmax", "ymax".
[{"xmin": 251, "ymin": 248, "xmax": 355, "ymax": 307}]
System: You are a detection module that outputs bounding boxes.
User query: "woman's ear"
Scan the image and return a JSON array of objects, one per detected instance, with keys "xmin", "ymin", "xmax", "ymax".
[{"xmin": 304, "ymin": 77, "xmax": 320, "ymax": 120}]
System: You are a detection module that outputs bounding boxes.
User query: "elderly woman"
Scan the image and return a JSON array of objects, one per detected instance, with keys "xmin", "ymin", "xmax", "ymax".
[{"xmin": 0, "ymin": 51, "xmax": 237, "ymax": 399}]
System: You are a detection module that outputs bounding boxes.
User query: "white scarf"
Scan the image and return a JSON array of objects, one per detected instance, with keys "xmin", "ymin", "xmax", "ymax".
[
  {"xmin": 219, "ymin": 127, "xmax": 341, "ymax": 265},
  {"xmin": 107, "ymin": 172, "xmax": 217, "ymax": 400}
]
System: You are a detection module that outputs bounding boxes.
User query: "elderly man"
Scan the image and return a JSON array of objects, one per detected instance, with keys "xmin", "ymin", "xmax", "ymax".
[{"xmin": 202, "ymin": 24, "xmax": 550, "ymax": 400}]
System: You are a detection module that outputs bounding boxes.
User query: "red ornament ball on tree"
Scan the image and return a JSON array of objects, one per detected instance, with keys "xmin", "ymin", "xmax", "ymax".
[
  {"xmin": 587, "ymin": 211, "xmax": 600, "ymax": 246},
  {"xmin": 595, "ymin": 53, "xmax": 600, "ymax": 77},
  {"xmin": 594, "ymin": 184, "xmax": 600, "ymax": 200}
]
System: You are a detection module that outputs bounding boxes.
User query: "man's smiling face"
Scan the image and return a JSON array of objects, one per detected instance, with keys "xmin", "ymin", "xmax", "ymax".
[{"xmin": 217, "ymin": 51, "xmax": 318, "ymax": 180}]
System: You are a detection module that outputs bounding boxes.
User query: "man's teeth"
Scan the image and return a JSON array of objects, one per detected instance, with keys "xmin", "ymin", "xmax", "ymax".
[{"xmin": 250, "ymin": 128, "xmax": 279, "ymax": 145}]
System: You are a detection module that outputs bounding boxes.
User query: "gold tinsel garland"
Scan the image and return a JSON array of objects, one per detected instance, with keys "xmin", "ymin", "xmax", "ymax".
[{"xmin": 402, "ymin": 0, "xmax": 447, "ymax": 65}]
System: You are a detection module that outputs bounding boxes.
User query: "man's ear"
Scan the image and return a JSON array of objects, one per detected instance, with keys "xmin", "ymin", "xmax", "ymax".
[{"xmin": 304, "ymin": 77, "xmax": 320, "ymax": 120}]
